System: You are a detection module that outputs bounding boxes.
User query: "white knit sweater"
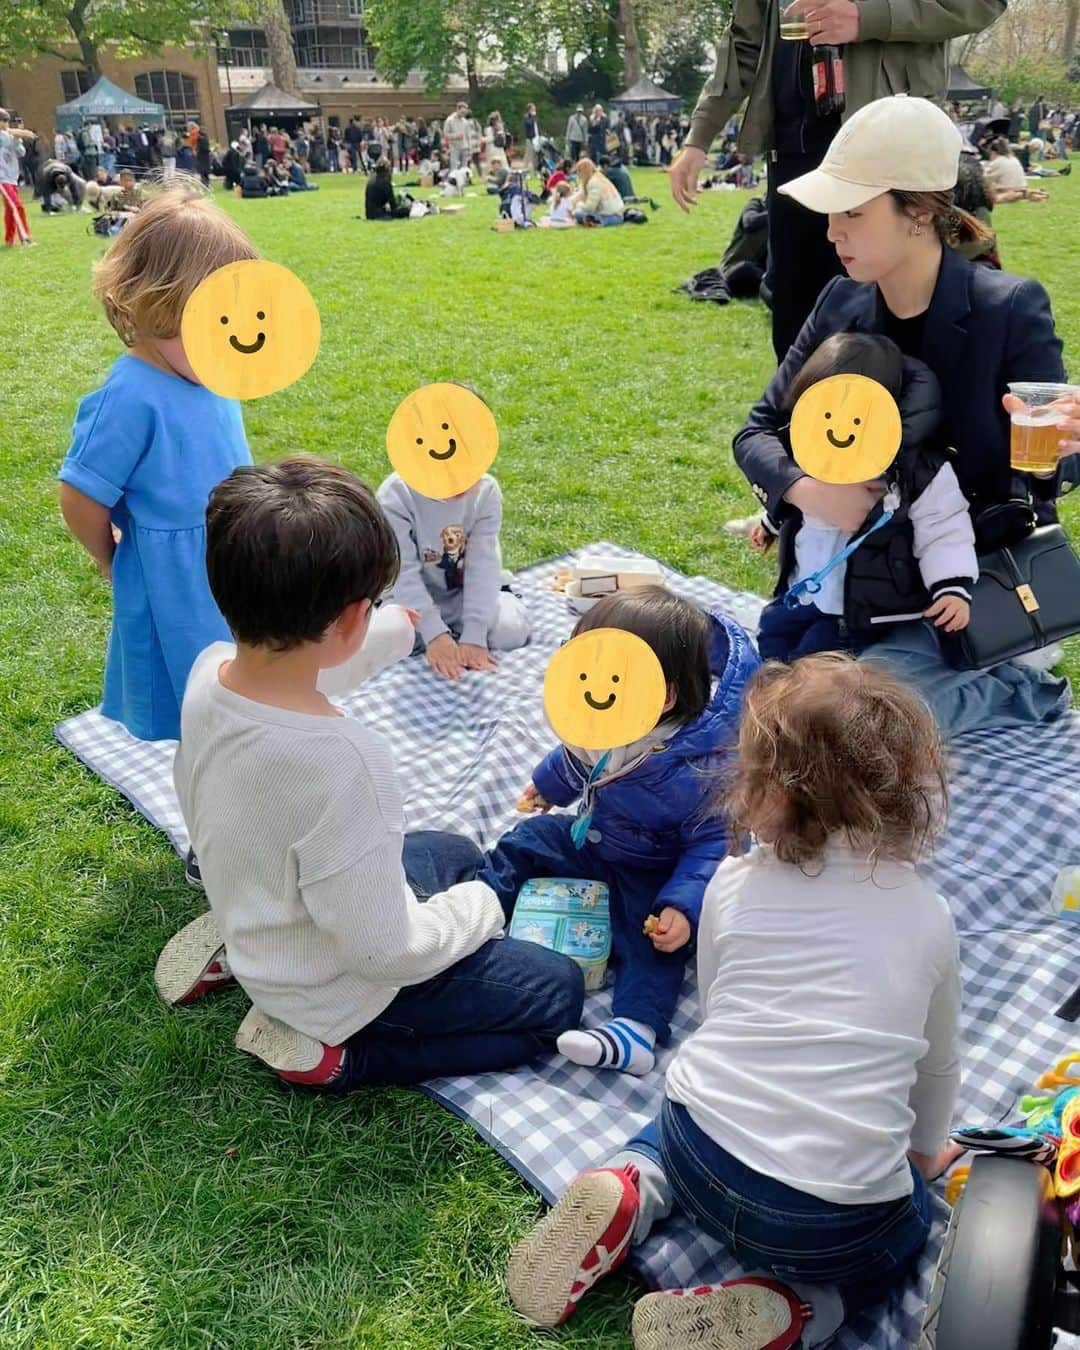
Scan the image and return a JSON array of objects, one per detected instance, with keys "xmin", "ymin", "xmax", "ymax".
[{"xmin": 173, "ymin": 614, "xmax": 505, "ymax": 1043}]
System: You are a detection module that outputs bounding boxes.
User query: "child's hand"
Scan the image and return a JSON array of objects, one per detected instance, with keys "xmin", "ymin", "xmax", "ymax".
[
  {"xmin": 459, "ymin": 643, "xmax": 500, "ymax": 672},
  {"xmin": 648, "ymin": 906, "xmax": 692, "ymax": 953},
  {"xmin": 405, "ymin": 608, "xmax": 421, "ymax": 627},
  {"xmin": 908, "ymin": 1141, "xmax": 965, "ymax": 1182},
  {"xmin": 426, "ymin": 633, "xmax": 464, "ymax": 680},
  {"xmin": 516, "ymin": 783, "xmax": 551, "ymax": 813},
  {"xmin": 924, "ymin": 595, "xmax": 970, "ymax": 632},
  {"xmin": 749, "ymin": 522, "xmax": 774, "ymax": 553}
]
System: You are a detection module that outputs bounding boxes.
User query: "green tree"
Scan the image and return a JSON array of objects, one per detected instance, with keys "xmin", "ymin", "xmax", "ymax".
[
  {"xmin": 365, "ymin": 0, "xmax": 548, "ymax": 99},
  {"xmin": 0, "ymin": 0, "xmax": 253, "ymax": 77}
]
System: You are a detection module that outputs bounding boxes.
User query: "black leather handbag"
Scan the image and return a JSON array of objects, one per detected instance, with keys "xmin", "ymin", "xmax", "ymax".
[{"xmin": 942, "ymin": 522, "xmax": 1080, "ymax": 670}]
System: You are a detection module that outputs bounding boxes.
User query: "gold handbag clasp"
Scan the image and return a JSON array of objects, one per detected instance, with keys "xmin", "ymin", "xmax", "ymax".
[{"xmin": 1016, "ymin": 583, "xmax": 1039, "ymax": 613}]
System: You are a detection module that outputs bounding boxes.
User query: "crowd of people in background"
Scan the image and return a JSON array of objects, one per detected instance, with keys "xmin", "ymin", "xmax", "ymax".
[{"xmin": 2, "ymin": 93, "xmax": 1076, "ymax": 247}]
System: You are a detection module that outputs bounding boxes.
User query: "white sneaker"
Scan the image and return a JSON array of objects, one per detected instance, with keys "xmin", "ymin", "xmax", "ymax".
[{"xmin": 1011, "ymin": 644, "xmax": 1064, "ymax": 672}]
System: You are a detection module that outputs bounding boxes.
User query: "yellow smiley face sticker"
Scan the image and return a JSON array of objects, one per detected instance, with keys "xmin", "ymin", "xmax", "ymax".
[
  {"xmin": 789, "ymin": 374, "xmax": 902, "ymax": 485},
  {"xmin": 180, "ymin": 259, "xmax": 321, "ymax": 400},
  {"xmin": 543, "ymin": 628, "xmax": 667, "ymax": 752},
  {"xmin": 386, "ymin": 383, "xmax": 499, "ymax": 499}
]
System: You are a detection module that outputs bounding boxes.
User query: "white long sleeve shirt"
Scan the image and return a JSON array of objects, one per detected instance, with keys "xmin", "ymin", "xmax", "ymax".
[
  {"xmin": 173, "ymin": 619, "xmax": 505, "ymax": 1044},
  {"xmin": 665, "ymin": 844, "xmax": 961, "ymax": 1205},
  {"xmin": 378, "ymin": 473, "xmax": 506, "ymax": 647}
]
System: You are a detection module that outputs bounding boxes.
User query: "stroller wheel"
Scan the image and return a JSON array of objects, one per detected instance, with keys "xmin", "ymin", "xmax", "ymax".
[{"xmin": 919, "ymin": 1154, "xmax": 1059, "ymax": 1350}]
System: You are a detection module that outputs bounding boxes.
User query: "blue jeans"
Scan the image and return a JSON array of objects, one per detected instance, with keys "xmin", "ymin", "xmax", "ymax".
[
  {"xmin": 574, "ymin": 208, "xmax": 624, "ymax": 226},
  {"xmin": 756, "ymin": 599, "xmax": 848, "ymax": 662},
  {"xmin": 628, "ymin": 1100, "xmax": 931, "ymax": 1314},
  {"xmin": 476, "ymin": 813, "xmax": 686, "ymax": 1041},
  {"xmin": 332, "ymin": 831, "xmax": 585, "ymax": 1088},
  {"xmin": 862, "ymin": 619, "xmax": 1070, "ymax": 740}
]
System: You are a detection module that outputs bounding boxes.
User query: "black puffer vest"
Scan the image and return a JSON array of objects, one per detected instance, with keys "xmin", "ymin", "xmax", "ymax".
[{"xmin": 773, "ymin": 358, "xmax": 957, "ymax": 637}]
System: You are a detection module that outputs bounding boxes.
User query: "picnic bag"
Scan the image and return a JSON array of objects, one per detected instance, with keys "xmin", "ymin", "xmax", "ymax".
[
  {"xmin": 508, "ymin": 878, "xmax": 611, "ymax": 991},
  {"xmin": 941, "ymin": 523, "xmax": 1080, "ymax": 669}
]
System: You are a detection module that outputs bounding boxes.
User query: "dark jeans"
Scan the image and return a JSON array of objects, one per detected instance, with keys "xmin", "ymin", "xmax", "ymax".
[
  {"xmin": 756, "ymin": 598, "xmax": 849, "ymax": 662},
  {"xmin": 334, "ymin": 831, "xmax": 584, "ymax": 1088},
  {"xmin": 476, "ymin": 813, "xmax": 686, "ymax": 1041},
  {"xmin": 766, "ymin": 153, "xmax": 844, "ymax": 363},
  {"xmin": 631, "ymin": 1100, "xmax": 932, "ymax": 1314}
]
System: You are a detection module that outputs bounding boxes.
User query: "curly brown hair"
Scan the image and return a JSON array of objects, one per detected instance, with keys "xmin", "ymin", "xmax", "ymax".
[{"xmin": 726, "ymin": 654, "xmax": 947, "ymax": 870}]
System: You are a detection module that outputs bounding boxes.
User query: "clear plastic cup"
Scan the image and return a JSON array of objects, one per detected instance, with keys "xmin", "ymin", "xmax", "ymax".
[{"xmin": 1007, "ymin": 382, "xmax": 1078, "ymax": 474}]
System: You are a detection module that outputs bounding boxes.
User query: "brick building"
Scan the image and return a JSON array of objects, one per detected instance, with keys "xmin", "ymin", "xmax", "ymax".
[{"xmin": 0, "ymin": 1, "xmax": 463, "ymax": 146}]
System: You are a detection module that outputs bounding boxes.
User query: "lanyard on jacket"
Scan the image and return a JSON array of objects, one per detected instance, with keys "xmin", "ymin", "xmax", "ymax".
[
  {"xmin": 571, "ymin": 751, "xmax": 611, "ymax": 848},
  {"xmin": 782, "ymin": 507, "xmax": 895, "ymax": 610}
]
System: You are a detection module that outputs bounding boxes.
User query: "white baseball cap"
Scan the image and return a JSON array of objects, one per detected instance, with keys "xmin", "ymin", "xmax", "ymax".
[{"xmin": 779, "ymin": 95, "xmax": 962, "ymax": 214}]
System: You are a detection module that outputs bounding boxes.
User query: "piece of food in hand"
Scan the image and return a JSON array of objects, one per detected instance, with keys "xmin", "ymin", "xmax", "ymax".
[
  {"xmin": 642, "ymin": 915, "xmax": 661, "ymax": 938},
  {"xmin": 516, "ymin": 792, "xmax": 536, "ymax": 812}
]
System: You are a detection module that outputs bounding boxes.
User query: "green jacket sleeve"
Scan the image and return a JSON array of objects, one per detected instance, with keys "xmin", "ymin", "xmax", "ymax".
[
  {"xmin": 857, "ymin": 0, "xmax": 1004, "ymax": 44},
  {"xmin": 686, "ymin": 0, "xmax": 767, "ymax": 153}
]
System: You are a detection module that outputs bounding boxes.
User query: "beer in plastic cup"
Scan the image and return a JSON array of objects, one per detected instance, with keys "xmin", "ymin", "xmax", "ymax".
[
  {"xmin": 780, "ymin": 17, "xmax": 809, "ymax": 38},
  {"xmin": 1007, "ymin": 382, "xmax": 1078, "ymax": 474}
]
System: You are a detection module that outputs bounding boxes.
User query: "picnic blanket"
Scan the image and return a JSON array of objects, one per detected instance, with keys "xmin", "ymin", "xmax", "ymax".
[{"xmin": 55, "ymin": 544, "xmax": 1080, "ymax": 1350}]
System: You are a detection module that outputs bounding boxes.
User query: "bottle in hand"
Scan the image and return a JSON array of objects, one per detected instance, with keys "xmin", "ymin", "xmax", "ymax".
[{"xmin": 811, "ymin": 45, "xmax": 845, "ymax": 118}]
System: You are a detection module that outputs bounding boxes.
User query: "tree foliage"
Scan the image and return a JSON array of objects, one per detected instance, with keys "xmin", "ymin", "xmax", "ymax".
[
  {"xmin": 364, "ymin": 0, "xmax": 731, "ymax": 99},
  {"xmin": 0, "ymin": 0, "xmax": 253, "ymax": 74}
]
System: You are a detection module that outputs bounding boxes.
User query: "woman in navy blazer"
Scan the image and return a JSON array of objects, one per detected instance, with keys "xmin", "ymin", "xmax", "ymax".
[{"xmin": 735, "ymin": 95, "xmax": 1077, "ymax": 738}]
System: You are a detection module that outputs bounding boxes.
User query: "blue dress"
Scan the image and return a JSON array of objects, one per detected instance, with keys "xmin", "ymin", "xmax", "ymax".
[{"xmin": 60, "ymin": 355, "xmax": 250, "ymax": 740}]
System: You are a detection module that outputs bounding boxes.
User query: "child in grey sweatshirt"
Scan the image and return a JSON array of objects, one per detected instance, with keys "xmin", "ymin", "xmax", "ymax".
[{"xmin": 377, "ymin": 472, "xmax": 530, "ymax": 680}]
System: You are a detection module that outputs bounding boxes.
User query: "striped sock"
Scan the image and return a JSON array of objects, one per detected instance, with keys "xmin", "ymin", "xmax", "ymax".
[{"xmin": 557, "ymin": 1019, "xmax": 656, "ymax": 1076}]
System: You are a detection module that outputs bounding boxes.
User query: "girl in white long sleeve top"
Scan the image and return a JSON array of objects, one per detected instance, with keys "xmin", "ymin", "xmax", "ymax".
[{"xmin": 507, "ymin": 654, "xmax": 962, "ymax": 1349}]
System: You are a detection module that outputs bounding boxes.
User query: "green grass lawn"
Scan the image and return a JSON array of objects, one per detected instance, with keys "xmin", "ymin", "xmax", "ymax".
[{"xmin": 1, "ymin": 167, "xmax": 1077, "ymax": 1349}]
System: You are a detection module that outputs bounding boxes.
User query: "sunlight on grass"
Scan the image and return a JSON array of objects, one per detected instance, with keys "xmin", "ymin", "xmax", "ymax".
[{"xmin": 1, "ymin": 167, "xmax": 1077, "ymax": 1347}]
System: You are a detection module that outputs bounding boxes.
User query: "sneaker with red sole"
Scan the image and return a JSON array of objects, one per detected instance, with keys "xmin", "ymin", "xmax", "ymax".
[
  {"xmin": 507, "ymin": 1165, "xmax": 640, "ymax": 1327},
  {"xmin": 234, "ymin": 1006, "xmax": 348, "ymax": 1087},
  {"xmin": 154, "ymin": 910, "xmax": 236, "ymax": 1006},
  {"xmin": 631, "ymin": 1277, "xmax": 811, "ymax": 1350}
]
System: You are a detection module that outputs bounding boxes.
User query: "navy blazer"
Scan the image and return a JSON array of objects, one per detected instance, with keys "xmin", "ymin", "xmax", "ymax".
[{"xmin": 735, "ymin": 244, "xmax": 1074, "ymax": 522}]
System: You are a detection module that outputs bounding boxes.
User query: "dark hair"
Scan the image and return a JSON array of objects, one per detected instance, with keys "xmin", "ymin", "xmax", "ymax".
[
  {"xmin": 888, "ymin": 188, "xmax": 995, "ymax": 251},
  {"xmin": 784, "ymin": 332, "xmax": 904, "ymax": 411},
  {"xmin": 954, "ymin": 156, "xmax": 992, "ymax": 216},
  {"xmin": 206, "ymin": 456, "xmax": 399, "ymax": 651},
  {"xmin": 374, "ymin": 158, "xmax": 392, "ymax": 178},
  {"xmin": 726, "ymin": 654, "xmax": 947, "ymax": 869},
  {"xmin": 987, "ymin": 136, "xmax": 1012, "ymax": 157},
  {"xmin": 572, "ymin": 585, "xmax": 713, "ymax": 725}
]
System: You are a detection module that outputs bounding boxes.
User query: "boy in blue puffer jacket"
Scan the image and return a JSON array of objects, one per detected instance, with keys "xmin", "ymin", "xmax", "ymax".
[{"xmin": 478, "ymin": 586, "xmax": 759, "ymax": 1075}]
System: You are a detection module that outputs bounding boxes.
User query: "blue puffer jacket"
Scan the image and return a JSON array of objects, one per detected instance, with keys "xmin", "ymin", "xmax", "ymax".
[{"xmin": 532, "ymin": 611, "xmax": 760, "ymax": 932}]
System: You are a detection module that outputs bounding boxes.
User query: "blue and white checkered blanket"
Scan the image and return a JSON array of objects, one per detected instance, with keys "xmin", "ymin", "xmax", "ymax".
[{"xmin": 55, "ymin": 546, "xmax": 1080, "ymax": 1350}]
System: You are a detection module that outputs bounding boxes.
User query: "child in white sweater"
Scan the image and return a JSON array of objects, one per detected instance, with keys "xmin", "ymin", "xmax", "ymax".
[
  {"xmin": 163, "ymin": 456, "xmax": 582, "ymax": 1088},
  {"xmin": 378, "ymin": 471, "xmax": 530, "ymax": 681},
  {"xmin": 508, "ymin": 654, "xmax": 961, "ymax": 1349}
]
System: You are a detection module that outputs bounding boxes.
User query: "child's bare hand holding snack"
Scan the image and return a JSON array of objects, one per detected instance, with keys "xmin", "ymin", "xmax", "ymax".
[{"xmin": 644, "ymin": 907, "xmax": 692, "ymax": 952}]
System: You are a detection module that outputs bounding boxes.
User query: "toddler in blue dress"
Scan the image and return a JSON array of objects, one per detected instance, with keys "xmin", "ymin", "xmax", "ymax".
[{"xmin": 59, "ymin": 183, "xmax": 259, "ymax": 741}]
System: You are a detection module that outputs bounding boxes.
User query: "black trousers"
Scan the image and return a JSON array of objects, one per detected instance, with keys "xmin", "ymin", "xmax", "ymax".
[{"xmin": 766, "ymin": 152, "xmax": 844, "ymax": 364}]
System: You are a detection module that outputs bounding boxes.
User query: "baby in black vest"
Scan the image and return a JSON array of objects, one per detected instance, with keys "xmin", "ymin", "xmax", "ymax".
[{"xmin": 752, "ymin": 332, "xmax": 978, "ymax": 662}]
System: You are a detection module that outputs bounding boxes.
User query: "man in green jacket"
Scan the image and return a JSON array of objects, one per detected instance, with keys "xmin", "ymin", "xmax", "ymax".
[{"xmin": 670, "ymin": 0, "xmax": 1004, "ymax": 361}]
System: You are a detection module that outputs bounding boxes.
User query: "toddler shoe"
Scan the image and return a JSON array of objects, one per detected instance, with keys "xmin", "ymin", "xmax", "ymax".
[
  {"xmin": 154, "ymin": 910, "xmax": 235, "ymax": 1006},
  {"xmin": 507, "ymin": 1165, "xmax": 640, "ymax": 1327},
  {"xmin": 631, "ymin": 1278, "xmax": 810, "ymax": 1350},
  {"xmin": 234, "ymin": 1007, "xmax": 347, "ymax": 1087}
]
